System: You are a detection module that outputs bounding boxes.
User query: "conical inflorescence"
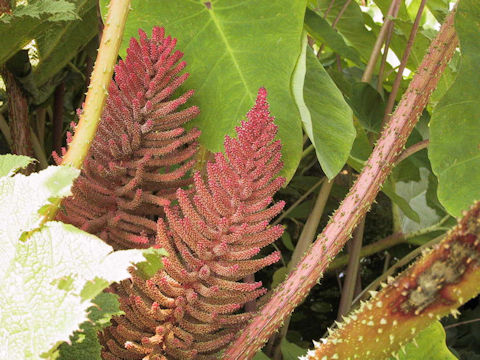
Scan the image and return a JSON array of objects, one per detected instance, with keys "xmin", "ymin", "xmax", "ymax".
[
  {"xmin": 100, "ymin": 88, "xmax": 285, "ymax": 360},
  {"xmin": 56, "ymin": 27, "xmax": 200, "ymax": 249}
]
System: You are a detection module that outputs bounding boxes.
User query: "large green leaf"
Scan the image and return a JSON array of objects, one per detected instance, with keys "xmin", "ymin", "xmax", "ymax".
[
  {"xmin": 100, "ymin": 0, "xmax": 306, "ymax": 182},
  {"xmin": 34, "ymin": 0, "xmax": 98, "ymax": 86},
  {"xmin": 0, "ymin": 158, "xmax": 147, "ymax": 359},
  {"xmin": 304, "ymin": 8, "xmax": 363, "ymax": 66},
  {"xmin": 389, "ymin": 322, "xmax": 457, "ymax": 360},
  {"xmin": 292, "ymin": 35, "xmax": 355, "ymax": 179},
  {"xmin": 0, "ymin": 0, "xmax": 79, "ymax": 65},
  {"xmin": 429, "ymin": 0, "xmax": 480, "ymax": 216}
]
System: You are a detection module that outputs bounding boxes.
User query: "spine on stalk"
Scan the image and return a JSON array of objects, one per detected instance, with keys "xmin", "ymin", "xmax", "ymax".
[{"xmin": 304, "ymin": 200, "xmax": 480, "ymax": 360}]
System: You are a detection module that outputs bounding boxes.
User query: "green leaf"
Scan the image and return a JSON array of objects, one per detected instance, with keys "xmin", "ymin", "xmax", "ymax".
[
  {"xmin": 349, "ymin": 82, "xmax": 386, "ymax": 133},
  {"xmin": 136, "ymin": 247, "xmax": 169, "ymax": 279},
  {"xmin": 34, "ymin": 0, "xmax": 98, "ymax": 86},
  {"xmin": 0, "ymin": 154, "xmax": 34, "ymax": 177},
  {"xmin": 57, "ymin": 292, "xmax": 123, "ymax": 360},
  {"xmin": 252, "ymin": 351, "xmax": 271, "ymax": 360},
  {"xmin": 0, "ymin": 162, "xmax": 146, "ymax": 359},
  {"xmin": 292, "ymin": 35, "xmax": 355, "ymax": 179},
  {"xmin": 429, "ymin": 0, "xmax": 480, "ymax": 216},
  {"xmin": 100, "ymin": 0, "xmax": 306, "ymax": 182},
  {"xmin": 389, "ymin": 322, "xmax": 457, "ymax": 360},
  {"xmin": 395, "ymin": 168, "xmax": 443, "ymax": 233},
  {"xmin": 315, "ymin": 0, "xmax": 378, "ymax": 63},
  {"xmin": 281, "ymin": 339, "xmax": 307, "ymax": 360},
  {"xmin": 271, "ymin": 266, "xmax": 288, "ymax": 289},
  {"xmin": 0, "ymin": 0, "xmax": 80, "ymax": 65},
  {"xmin": 304, "ymin": 8, "xmax": 363, "ymax": 66}
]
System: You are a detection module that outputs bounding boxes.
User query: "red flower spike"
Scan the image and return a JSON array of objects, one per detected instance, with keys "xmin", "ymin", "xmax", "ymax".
[
  {"xmin": 101, "ymin": 88, "xmax": 285, "ymax": 359},
  {"xmin": 56, "ymin": 27, "xmax": 200, "ymax": 249}
]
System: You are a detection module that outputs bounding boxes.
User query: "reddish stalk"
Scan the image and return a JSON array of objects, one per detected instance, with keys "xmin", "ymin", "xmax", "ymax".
[
  {"xmin": 221, "ymin": 7, "xmax": 458, "ymax": 359},
  {"xmin": 382, "ymin": 0, "xmax": 428, "ymax": 128}
]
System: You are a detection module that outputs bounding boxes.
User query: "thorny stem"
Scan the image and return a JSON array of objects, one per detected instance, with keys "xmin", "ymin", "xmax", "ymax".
[
  {"xmin": 60, "ymin": 0, "xmax": 130, "ymax": 168},
  {"xmin": 40, "ymin": 0, "xmax": 131, "ymax": 222},
  {"xmin": 221, "ymin": 8, "xmax": 458, "ymax": 359},
  {"xmin": 361, "ymin": 0, "xmax": 402, "ymax": 83},
  {"xmin": 352, "ymin": 234, "xmax": 445, "ymax": 306},
  {"xmin": 271, "ymin": 179, "xmax": 334, "ymax": 359},
  {"xmin": 382, "ymin": 0, "xmax": 428, "ymax": 128}
]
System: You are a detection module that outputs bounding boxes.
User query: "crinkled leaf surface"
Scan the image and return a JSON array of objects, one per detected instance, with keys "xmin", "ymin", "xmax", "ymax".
[
  {"xmin": 292, "ymin": 34, "xmax": 355, "ymax": 179},
  {"xmin": 100, "ymin": 0, "xmax": 306, "ymax": 182},
  {"xmin": 0, "ymin": 153, "xmax": 34, "ymax": 177},
  {"xmin": 389, "ymin": 322, "xmax": 457, "ymax": 360},
  {"xmin": 0, "ymin": 0, "xmax": 79, "ymax": 65},
  {"xmin": 0, "ymin": 160, "xmax": 146, "ymax": 359},
  {"xmin": 429, "ymin": 0, "xmax": 480, "ymax": 216}
]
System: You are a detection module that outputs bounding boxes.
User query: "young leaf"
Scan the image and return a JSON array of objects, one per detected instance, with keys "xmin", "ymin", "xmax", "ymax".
[
  {"xmin": 0, "ymin": 158, "xmax": 147, "ymax": 359},
  {"xmin": 292, "ymin": 35, "xmax": 355, "ymax": 179},
  {"xmin": 429, "ymin": 0, "xmax": 480, "ymax": 216},
  {"xmin": 100, "ymin": 0, "xmax": 306, "ymax": 181}
]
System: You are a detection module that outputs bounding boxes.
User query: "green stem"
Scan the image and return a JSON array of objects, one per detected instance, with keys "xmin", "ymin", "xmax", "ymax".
[
  {"xmin": 41, "ymin": 0, "xmax": 131, "ymax": 222},
  {"xmin": 337, "ymin": 217, "xmax": 365, "ymax": 318},
  {"xmin": 273, "ymin": 177, "xmax": 325, "ymax": 226},
  {"xmin": 328, "ymin": 215, "xmax": 451, "ymax": 272},
  {"xmin": 61, "ymin": 0, "xmax": 130, "ymax": 168},
  {"xmin": 271, "ymin": 179, "xmax": 334, "ymax": 360}
]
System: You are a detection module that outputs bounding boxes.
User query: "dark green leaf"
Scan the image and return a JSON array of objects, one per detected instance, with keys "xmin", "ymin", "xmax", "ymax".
[
  {"xmin": 349, "ymin": 82, "xmax": 386, "ymax": 133},
  {"xmin": 34, "ymin": 0, "xmax": 98, "ymax": 86},
  {"xmin": 429, "ymin": 0, "xmax": 480, "ymax": 216},
  {"xmin": 314, "ymin": 0, "xmax": 378, "ymax": 63},
  {"xmin": 57, "ymin": 292, "xmax": 123, "ymax": 360},
  {"xmin": 0, "ymin": 0, "xmax": 79, "ymax": 65},
  {"xmin": 281, "ymin": 339, "xmax": 307, "ymax": 360}
]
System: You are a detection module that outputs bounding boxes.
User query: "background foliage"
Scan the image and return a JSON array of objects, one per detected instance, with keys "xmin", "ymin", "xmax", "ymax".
[{"xmin": 1, "ymin": 0, "xmax": 479, "ymax": 359}]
